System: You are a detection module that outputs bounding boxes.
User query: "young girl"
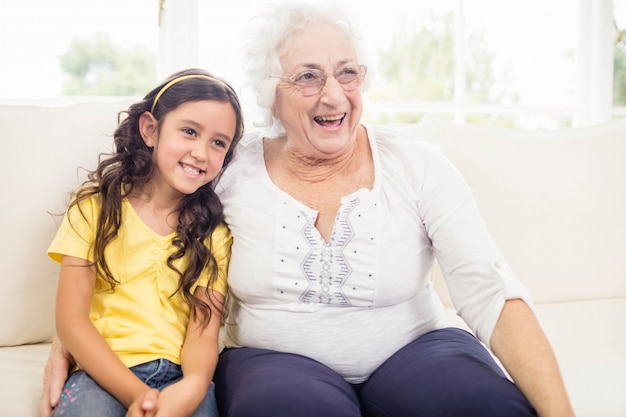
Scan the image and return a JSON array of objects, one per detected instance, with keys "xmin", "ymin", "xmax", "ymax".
[{"xmin": 47, "ymin": 68, "xmax": 244, "ymax": 417}]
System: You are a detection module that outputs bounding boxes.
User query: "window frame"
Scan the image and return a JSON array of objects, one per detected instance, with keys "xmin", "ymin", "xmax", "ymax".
[
  {"xmin": 161, "ymin": 0, "xmax": 618, "ymax": 127},
  {"xmin": 5, "ymin": 0, "xmax": 620, "ymax": 127}
]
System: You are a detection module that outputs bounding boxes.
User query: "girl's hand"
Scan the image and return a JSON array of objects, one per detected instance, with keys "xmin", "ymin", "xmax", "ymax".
[
  {"xmin": 150, "ymin": 377, "xmax": 208, "ymax": 417},
  {"xmin": 125, "ymin": 388, "xmax": 160, "ymax": 417}
]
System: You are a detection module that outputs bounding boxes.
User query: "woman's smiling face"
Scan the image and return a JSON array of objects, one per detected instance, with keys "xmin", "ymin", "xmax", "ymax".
[{"xmin": 273, "ymin": 22, "xmax": 364, "ymax": 160}]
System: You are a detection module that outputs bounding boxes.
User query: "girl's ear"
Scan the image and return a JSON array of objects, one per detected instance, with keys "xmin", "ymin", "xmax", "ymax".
[{"xmin": 139, "ymin": 111, "xmax": 158, "ymax": 147}]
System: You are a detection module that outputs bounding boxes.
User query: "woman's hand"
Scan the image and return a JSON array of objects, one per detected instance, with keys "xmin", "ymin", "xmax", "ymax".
[{"xmin": 39, "ymin": 336, "xmax": 74, "ymax": 417}]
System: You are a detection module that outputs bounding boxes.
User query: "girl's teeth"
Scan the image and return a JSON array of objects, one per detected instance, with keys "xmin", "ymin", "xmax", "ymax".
[{"xmin": 181, "ymin": 163, "xmax": 200, "ymax": 175}]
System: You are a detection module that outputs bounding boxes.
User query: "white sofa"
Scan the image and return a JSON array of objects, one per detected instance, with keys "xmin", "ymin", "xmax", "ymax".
[{"xmin": 1, "ymin": 101, "xmax": 624, "ymax": 417}]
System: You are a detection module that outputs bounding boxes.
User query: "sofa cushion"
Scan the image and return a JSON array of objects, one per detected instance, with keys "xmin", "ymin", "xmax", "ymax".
[
  {"xmin": 533, "ymin": 297, "xmax": 626, "ymax": 417},
  {"xmin": 413, "ymin": 117, "xmax": 626, "ymax": 305},
  {"xmin": 0, "ymin": 101, "xmax": 133, "ymax": 346},
  {"xmin": 0, "ymin": 343, "xmax": 52, "ymax": 417}
]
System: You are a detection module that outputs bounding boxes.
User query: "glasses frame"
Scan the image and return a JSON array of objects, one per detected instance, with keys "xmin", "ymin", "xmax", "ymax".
[{"xmin": 271, "ymin": 64, "xmax": 368, "ymax": 97}]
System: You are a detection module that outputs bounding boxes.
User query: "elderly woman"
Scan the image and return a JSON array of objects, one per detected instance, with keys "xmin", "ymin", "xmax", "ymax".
[
  {"xmin": 211, "ymin": 2, "xmax": 573, "ymax": 417},
  {"xmin": 41, "ymin": 1, "xmax": 575, "ymax": 417}
]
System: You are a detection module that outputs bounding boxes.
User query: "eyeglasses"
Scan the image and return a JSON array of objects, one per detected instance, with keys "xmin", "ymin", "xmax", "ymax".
[{"xmin": 272, "ymin": 64, "xmax": 368, "ymax": 97}]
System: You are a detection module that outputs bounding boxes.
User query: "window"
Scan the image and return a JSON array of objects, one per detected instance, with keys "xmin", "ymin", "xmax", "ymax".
[
  {"xmin": 2, "ymin": 0, "xmax": 624, "ymax": 129},
  {"xmin": 615, "ymin": 0, "xmax": 626, "ymax": 112},
  {"xmin": 0, "ymin": 0, "xmax": 157, "ymax": 101},
  {"xmin": 194, "ymin": 0, "xmax": 626, "ymax": 128}
]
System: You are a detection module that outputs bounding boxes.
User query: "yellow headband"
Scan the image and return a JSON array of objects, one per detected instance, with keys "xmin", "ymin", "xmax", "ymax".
[{"xmin": 150, "ymin": 74, "xmax": 233, "ymax": 113}]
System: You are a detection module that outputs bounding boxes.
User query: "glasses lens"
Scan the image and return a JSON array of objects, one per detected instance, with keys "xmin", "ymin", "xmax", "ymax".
[
  {"xmin": 287, "ymin": 65, "xmax": 366, "ymax": 96},
  {"xmin": 293, "ymin": 69, "xmax": 324, "ymax": 96},
  {"xmin": 337, "ymin": 65, "xmax": 366, "ymax": 91}
]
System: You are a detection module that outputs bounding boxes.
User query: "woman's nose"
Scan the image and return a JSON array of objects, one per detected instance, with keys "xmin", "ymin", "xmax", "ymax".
[{"xmin": 319, "ymin": 75, "xmax": 346, "ymax": 100}]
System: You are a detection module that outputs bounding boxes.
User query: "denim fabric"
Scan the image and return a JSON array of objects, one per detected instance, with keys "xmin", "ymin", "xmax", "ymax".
[{"xmin": 52, "ymin": 358, "xmax": 218, "ymax": 417}]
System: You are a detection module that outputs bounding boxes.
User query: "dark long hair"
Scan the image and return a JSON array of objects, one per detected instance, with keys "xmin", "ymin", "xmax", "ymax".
[{"xmin": 69, "ymin": 68, "xmax": 244, "ymax": 326}]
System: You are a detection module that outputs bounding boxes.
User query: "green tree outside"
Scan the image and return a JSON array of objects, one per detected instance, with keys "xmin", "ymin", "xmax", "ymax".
[
  {"xmin": 614, "ymin": 26, "xmax": 626, "ymax": 106},
  {"xmin": 368, "ymin": 11, "xmax": 519, "ymax": 125},
  {"xmin": 59, "ymin": 33, "xmax": 156, "ymax": 96}
]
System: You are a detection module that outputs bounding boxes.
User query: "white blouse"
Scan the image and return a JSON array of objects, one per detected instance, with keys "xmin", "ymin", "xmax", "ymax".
[{"xmin": 215, "ymin": 124, "xmax": 532, "ymax": 383}]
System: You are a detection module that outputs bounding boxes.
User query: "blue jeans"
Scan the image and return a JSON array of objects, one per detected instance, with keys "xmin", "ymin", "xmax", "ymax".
[
  {"xmin": 52, "ymin": 358, "xmax": 218, "ymax": 417},
  {"xmin": 214, "ymin": 328, "xmax": 537, "ymax": 417}
]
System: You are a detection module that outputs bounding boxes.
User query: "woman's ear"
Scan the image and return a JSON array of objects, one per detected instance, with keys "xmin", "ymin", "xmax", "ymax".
[{"xmin": 139, "ymin": 111, "xmax": 158, "ymax": 147}]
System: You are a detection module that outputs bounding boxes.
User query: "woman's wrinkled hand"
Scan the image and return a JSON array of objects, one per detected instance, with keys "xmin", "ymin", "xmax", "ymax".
[{"xmin": 39, "ymin": 337, "xmax": 74, "ymax": 417}]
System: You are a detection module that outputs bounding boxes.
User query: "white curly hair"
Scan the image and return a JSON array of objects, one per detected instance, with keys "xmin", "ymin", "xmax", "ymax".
[{"xmin": 241, "ymin": 0, "xmax": 372, "ymax": 137}]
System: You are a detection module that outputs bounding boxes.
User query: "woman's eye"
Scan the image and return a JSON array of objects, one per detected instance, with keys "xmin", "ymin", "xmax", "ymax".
[
  {"xmin": 344, "ymin": 67, "xmax": 358, "ymax": 75},
  {"xmin": 296, "ymin": 71, "xmax": 321, "ymax": 83},
  {"xmin": 338, "ymin": 66, "xmax": 358, "ymax": 76}
]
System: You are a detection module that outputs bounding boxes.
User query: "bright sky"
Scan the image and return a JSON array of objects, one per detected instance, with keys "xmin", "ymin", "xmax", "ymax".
[{"xmin": 1, "ymin": 0, "xmax": 624, "ymax": 104}]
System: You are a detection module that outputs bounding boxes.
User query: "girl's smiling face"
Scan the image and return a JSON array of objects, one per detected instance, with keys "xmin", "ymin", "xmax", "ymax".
[
  {"xmin": 273, "ymin": 22, "xmax": 364, "ymax": 160},
  {"xmin": 141, "ymin": 99, "xmax": 237, "ymax": 198}
]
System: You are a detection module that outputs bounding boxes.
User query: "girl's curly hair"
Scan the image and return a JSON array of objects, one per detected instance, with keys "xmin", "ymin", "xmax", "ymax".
[{"xmin": 68, "ymin": 68, "xmax": 244, "ymax": 327}]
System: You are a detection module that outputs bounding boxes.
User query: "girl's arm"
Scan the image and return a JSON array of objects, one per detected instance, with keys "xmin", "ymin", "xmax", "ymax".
[
  {"xmin": 490, "ymin": 299, "xmax": 575, "ymax": 417},
  {"xmin": 55, "ymin": 255, "xmax": 151, "ymax": 408},
  {"xmin": 129, "ymin": 288, "xmax": 224, "ymax": 417},
  {"xmin": 180, "ymin": 288, "xmax": 224, "ymax": 394}
]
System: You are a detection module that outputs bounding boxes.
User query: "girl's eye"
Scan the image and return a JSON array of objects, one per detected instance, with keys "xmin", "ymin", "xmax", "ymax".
[
  {"xmin": 212, "ymin": 139, "xmax": 227, "ymax": 148},
  {"xmin": 182, "ymin": 128, "xmax": 197, "ymax": 137}
]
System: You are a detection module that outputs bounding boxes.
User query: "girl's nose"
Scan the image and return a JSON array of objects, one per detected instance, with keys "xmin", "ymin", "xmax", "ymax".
[{"xmin": 190, "ymin": 143, "xmax": 208, "ymax": 161}]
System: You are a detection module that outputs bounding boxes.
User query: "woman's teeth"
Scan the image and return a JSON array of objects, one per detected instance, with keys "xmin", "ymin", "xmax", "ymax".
[{"xmin": 314, "ymin": 113, "xmax": 345, "ymax": 125}]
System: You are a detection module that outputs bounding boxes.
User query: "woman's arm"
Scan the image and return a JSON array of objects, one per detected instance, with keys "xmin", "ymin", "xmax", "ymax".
[
  {"xmin": 55, "ymin": 255, "xmax": 151, "ymax": 408},
  {"xmin": 127, "ymin": 288, "xmax": 224, "ymax": 417},
  {"xmin": 39, "ymin": 336, "xmax": 73, "ymax": 417},
  {"xmin": 490, "ymin": 298, "xmax": 575, "ymax": 417}
]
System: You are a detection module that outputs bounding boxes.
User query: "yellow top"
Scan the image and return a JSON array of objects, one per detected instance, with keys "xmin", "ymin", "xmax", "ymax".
[{"xmin": 48, "ymin": 194, "xmax": 231, "ymax": 368}]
